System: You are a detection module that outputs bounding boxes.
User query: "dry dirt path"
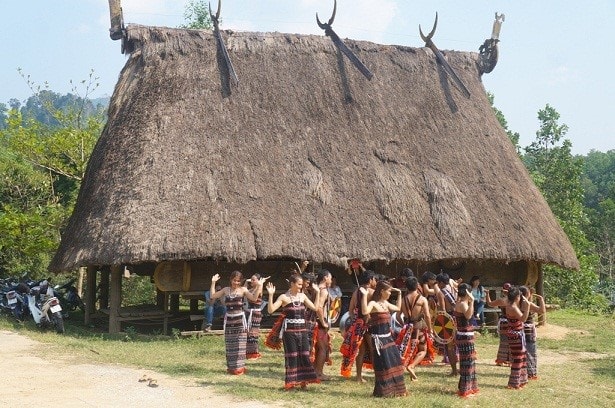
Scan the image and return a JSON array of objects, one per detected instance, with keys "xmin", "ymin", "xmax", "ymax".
[{"xmin": 0, "ymin": 330, "xmax": 268, "ymax": 408}]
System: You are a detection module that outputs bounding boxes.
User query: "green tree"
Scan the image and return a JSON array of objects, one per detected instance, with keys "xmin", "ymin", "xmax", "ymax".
[
  {"xmin": 581, "ymin": 150, "xmax": 615, "ymax": 294},
  {"xmin": 0, "ymin": 73, "xmax": 104, "ymax": 278},
  {"xmin": 523, "ymin": 105, "xmax": 607, "ymax": 311},
  {"xmin": 0, "ymin": 103, "xmax": 7, "ymax": 130},
  {"xmin": 180, "ymin": 0, "xmax": 213, "ymax": 29}
]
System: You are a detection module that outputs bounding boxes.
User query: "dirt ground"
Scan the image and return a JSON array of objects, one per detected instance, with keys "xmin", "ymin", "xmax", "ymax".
[{"xmin": 0, "ymin": 330, "xmax": 269, "ymax": 408}]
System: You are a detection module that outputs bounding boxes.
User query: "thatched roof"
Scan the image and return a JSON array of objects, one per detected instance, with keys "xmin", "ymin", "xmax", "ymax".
[{"xmin": 48, "ymin": 25, "xmax": 579, "ymax": 272}]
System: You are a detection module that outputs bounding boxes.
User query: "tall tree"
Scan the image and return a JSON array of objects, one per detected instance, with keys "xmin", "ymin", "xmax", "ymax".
[
  {"xmin": 0, "ymin": 73, "xmax": 104, "ymax": 277},
  {"xmin": 581, "ymin": 150, "xmax": 615, "ymax": 291},
  {"xmin": 523, "ymin": 105, "xmax": 607, "ymax": 311},
  {"xmin": 180, "ymin": 0, "xmax": 213, "ymax": 30}
]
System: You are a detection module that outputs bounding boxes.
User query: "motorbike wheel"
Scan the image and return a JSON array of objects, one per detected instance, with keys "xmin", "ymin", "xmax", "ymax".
[
  {"xmin": 11, "ymin": 305, "xmax": 24, "ymax": 322},
  {"xmin": 52, "ymin": 311, "xmax": 65, "ymax": 334}
]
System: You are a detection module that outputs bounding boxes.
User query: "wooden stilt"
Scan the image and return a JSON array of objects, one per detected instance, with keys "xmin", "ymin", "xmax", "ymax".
[
  {"xmin": 108, "ymin": 265, "xmax": 122, "ymax": 333},
  {"xmin": 84, "ymin": 265, "xmax": 97, "ymax": 325}
]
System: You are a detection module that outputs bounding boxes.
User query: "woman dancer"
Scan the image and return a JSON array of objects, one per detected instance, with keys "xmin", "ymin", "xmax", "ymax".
[
  {"xmin": 487, "ymin": 283, "xmax": 512, "ymax": 366},
  {"xmin": 245, "ymin": 273, "xmax": 269, "ymax": 360},
  {"xmin": 454, "ymin": 283, "xmax": 479, "ymax": 397},
  {"xmin": 210, "ymin": 272, "xmax": 264, "ymax": 375},
  {"xmin": 266, "ymin": 274, "xmax": 321, "ymax": 390},
  {"xmin": 519, "ymin": 286, "xmax": 546, "ymax": 379},
  {"xmin": 360, "ymin": 281, "xmax": 407, "ymax": 398},
  {"xmin": 504, "ymin": 286, "xmax": 531, "ymax": 389}
]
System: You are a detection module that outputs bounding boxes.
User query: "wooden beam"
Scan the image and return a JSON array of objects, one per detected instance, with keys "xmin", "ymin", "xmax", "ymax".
[
  {"xmin": 108, "ymin": 265, "xmax": 122, "ymax": 333},
  {"xmin": 84, "ymin": 265, "xmax": 97, "ymax": 326}
]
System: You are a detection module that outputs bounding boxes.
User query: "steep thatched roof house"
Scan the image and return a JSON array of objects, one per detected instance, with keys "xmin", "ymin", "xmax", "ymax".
[{"xmin": 49, "ymin": 18, "xmax": 578, "ymax": 331}]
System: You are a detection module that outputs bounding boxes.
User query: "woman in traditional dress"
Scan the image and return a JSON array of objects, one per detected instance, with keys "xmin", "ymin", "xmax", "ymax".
[
  {"xmin": 360, "ymin": 281, "xmax": 407, "ymax": 398},
  {"xmin": 519, "ymin": 286, "xmax": 546, "ymax": 379},
  {"xmin": 245, "ymin": 273, "xmax": 268, "ymax": 360},
  {"xmin": 454, "ymin": 283, "xmax": 479, "ymax": 397},
  {"xmin": 504, "ymin": 286, "xmax": 531, "ymax": 389},
  {"xmin": 210, "ymin": 271, "xmax": 264, "ymax": 375},
  {"xmin": 266, "ymin": 274, "xmax": 321, "ymax": 390},
  {"xmin": 487, "ymin": 283, "xmax": 512, "ymax": 366}
]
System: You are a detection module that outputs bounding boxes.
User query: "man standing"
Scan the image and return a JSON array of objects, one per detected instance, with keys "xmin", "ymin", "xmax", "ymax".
[
  {"xmin": 399, "ymin": 276, "xmax": 433, "ymax": 380},
  {"xmin": 340, "ymin": 270, "xmax": 376, "ymax": 382},
  {"xmin": 313, "ymin": 269, "xmax": 332, "ymax": 380}
]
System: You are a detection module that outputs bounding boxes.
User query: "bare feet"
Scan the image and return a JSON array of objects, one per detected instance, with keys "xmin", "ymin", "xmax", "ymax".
[
  {"xmin": 406, "ymin": 366, "xmax": 418, "ymax": 381},
  {"xmin": 319, "ymin": 374, "xmax": 331, "ymax": 382},
  {"xmin": 447, "ymin": 370, "xmax": 459, "ymax": 377},
  {"xmin": 356, "ymin": 377, "xmax": 367, "ymax": 383}
]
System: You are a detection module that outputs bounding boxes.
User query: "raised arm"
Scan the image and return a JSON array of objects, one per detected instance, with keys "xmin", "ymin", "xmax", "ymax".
[
  {"xmin": 387, "ymin": 288, "xmax": 402, "ymax": 312},
  {"xmin": 486, "ymin": 290, "xmax": 506, "ymax": 308},
  {"xmin": 209, "ymin": 274, "xmax": 224, "ymax": 300},
  {"xmin": 266, "ymin": 283, "xmax": 285, "ymax": 314},
  {"xmin": 244, "ymin": 276, "xmax": 268, "ymax": 302},
  {"xmin": 359, "ymin": 287, "xmax": 373, "ymax": 315},
  {"xmin": 303, "ymin": 282, "xmax": 322, "ymax": 314}
]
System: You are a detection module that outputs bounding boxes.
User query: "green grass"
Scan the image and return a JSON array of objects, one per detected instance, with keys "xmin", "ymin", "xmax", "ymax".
[{"xmin": 2, "ymin": 309, "xmax": 614, "ymax": 407}]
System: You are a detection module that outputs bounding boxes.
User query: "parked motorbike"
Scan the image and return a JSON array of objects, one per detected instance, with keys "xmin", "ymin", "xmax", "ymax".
[
  {"xmin": 0, "ymin": 279, "xmax": 27, "ymax": 321},
  {"xmin": 54, "ymin": 278, "xmax": 85, "ymax": 312},
  {"xmin": 24, "ymin": 280, "xmax": 65, "ymax": 334}
]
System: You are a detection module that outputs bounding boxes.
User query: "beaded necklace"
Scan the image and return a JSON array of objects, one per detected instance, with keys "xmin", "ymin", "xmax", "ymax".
[
  {"xmin": 288, "ymin": 292, "xmax": 302, "ymax": 307},
  {"xmin": 228, "ymin": 287, "xmax": 242, "ymax": 299}
]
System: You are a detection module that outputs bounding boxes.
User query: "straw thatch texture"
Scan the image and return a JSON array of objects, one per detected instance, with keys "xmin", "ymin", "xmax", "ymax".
[{"xmin": 48, "ymin": 25, "xmax": 579, "ymax": 272}]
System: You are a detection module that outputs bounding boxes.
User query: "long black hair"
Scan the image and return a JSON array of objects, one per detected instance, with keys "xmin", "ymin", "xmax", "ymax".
[{"xmin": 470, "ymin": 276, "xmax": 483, "ymax": 294}]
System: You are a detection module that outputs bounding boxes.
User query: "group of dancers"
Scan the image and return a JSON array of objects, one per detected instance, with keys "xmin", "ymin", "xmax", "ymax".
[{"xmin": 208, "ymin": 264, "xmax": 546, "ymax": 398}]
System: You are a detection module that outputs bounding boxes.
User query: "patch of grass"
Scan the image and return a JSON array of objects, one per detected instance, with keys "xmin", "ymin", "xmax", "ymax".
[{"xmin": 2, "ymin": 309, "xmax": 614, "ymax": 407}]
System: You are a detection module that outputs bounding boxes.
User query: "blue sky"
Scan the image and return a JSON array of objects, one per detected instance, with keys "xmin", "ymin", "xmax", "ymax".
[{"xmin": 3, "ymin": 1, "xmax": 613, "ymax": 154}]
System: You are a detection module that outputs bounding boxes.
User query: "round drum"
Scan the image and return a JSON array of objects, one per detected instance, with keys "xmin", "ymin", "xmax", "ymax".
[
  {"xmin": 329, "ymin": 297, "xmax": 342, "ymax": 324},
  {"xmin": 433, "ymin": 311, "xmax": 456, "ymax": 344}
]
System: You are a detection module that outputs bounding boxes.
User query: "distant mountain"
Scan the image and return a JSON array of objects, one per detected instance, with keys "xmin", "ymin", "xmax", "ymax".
[{"xmin": 91, "ymin": 96, "xmax": 110, "ymax": 108}]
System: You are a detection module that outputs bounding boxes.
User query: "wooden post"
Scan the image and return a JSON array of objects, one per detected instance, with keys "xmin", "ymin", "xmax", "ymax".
[
  {"xmin": 536, "ymin": 264, "xmax": 546, "ymax": 326},
  {"xmin": 77, "ymin": 266, "xmax": 85, "ymax": 297},
  {"xmin": 163, "ymin": 292, "xmax": 170, "ymax": 335},
  {"xmin": 170, "ymin": 294, "xmax": 180, "ymax": 313},
  {"xmin": 84, "ymin": 265, "xmax": 97, "ymax": 325},
  {"xmin": 189, "ymin": 298, "xmax": 199, "ymax": 313},
  {"xmin": 108, "ymin": 265, "xmax": 122, "ymax": 333},
  {"xmin": 99, "ymin": 266, "xmax": 110, "ymax": 309}
]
